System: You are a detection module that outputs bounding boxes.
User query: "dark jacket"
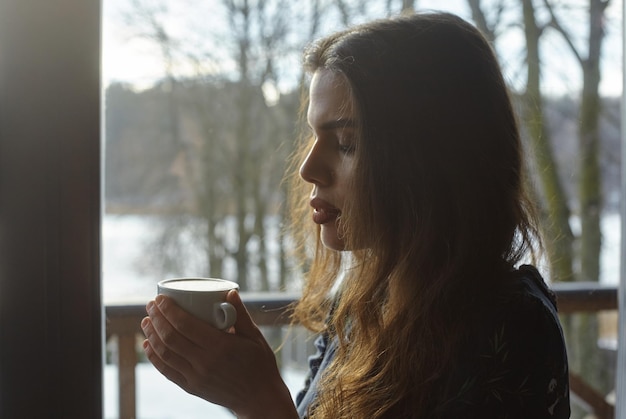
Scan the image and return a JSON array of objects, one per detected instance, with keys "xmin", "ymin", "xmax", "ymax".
[{"xmin": 296, "ymin": 265, "xmax": 570, "ymax": 418}]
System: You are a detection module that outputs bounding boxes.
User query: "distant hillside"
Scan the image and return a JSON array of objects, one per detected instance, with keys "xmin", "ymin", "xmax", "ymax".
[{"xmin": 104, "ymin": 81, "xmax": 621, "ymax": 214}]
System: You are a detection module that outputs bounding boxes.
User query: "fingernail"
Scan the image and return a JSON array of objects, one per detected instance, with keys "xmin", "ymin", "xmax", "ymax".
[
  {"xmin": 146, "ymin": 301, "xmax": 154, "ymax": 312},
  {"xmin": 141, "ymin": 317, "xmax": 149, "ymax": 329},
  {"xmin": 155, "ymin": 295, "xmax": 165, "ymax": 306}
]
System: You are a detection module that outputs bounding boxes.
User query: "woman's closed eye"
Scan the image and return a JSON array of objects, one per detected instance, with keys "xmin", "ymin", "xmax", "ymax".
[
  {"xmin": 338, "ymin": 132, "xmax": 356, "ymax": 155},
  {"xmin": 339, "ymin": 142, "xmax": 355, "ymax": 154}
]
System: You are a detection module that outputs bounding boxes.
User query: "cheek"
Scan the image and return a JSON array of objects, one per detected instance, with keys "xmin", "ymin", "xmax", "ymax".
[
  {"xmin": 334, "ymin": 167, "xmax": 355, "ymax": 205},
  {"xmin": 338, "ymin": 159, "xmax": 356, "ymax": 182}
]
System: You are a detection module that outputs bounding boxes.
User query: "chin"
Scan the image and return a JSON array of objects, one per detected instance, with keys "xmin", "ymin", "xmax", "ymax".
[{"xmin": 320, "ymin": 225, "xmax": 346, "ymax": 251}]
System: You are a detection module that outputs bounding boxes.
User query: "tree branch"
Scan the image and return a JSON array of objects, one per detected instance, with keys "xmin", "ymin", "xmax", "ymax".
[
  {"xmin": 466, "ymin": 0, "xmax": 496, "ymax": 44},
  {"xmin": 542, "ymin": 0, "xmax": 585, "ymax": 65}
]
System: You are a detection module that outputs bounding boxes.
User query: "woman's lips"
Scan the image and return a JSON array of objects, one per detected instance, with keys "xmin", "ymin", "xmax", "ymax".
[{"xmin": 310, "ymin": 198, "xmax": 340, "ymax": 225}]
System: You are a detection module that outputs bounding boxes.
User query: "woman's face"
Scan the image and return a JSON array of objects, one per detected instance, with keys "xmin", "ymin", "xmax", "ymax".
[{"xmin": 300, "ymin": 69, "xmax": 357, "ymax": 251}]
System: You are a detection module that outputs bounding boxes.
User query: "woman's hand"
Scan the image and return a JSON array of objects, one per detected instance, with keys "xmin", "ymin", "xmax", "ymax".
[{"xmin": 141, "ymin": 290, "xmax": 298, "ymax": 419}]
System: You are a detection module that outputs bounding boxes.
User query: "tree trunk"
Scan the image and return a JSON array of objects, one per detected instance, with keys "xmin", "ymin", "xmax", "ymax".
[
  {"xmin": 401, "ymin": 0, "xmax": 416, "ymax": 14},
  {"xmin": 521, "ymin": 0, "xmax": 575, "ymax": 284},
  {"xmin": 573, "ymin": 0, "xmax": 610, "ymax": 396}
]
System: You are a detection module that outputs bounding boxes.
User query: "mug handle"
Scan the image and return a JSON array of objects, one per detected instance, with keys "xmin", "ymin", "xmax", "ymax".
[{"xmin": 213, "ymin": 302, "xmax": 237, "ymax": 330}]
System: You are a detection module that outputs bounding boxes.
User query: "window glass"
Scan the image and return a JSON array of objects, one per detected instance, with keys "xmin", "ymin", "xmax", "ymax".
[{"xmin": 102, "ymin": 0, "xmax": 622, "ymax": 417}]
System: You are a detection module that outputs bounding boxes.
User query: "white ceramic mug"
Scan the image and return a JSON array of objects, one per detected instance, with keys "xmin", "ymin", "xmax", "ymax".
[{"xmin": 157, "ymin": 277, "xmax": 239, "ymax": 330}]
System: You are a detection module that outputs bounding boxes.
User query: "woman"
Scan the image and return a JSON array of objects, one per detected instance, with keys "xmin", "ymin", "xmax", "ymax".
[{"xmin": 141, "ymin": 12, "xmax": 570, "ymax": 418}]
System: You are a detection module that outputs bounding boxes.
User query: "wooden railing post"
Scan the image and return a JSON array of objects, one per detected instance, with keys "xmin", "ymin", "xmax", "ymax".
[
  {"xmin": 106, "ymin": 305, "xmax": 146, "ymax": 419},
  {"xmin": 554, "ymin": 282, "xmax": 619, "ymax": 419},
  {"xmin": 118, "ymin": 332, "xmax": 137, "ymax": 419},
  {"xmin": 569, "ymin": 371, "xmax": 615, "ymax": 419}
]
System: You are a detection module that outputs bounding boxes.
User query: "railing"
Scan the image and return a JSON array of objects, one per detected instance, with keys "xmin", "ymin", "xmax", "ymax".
[
  {"xmin": 105, "ymin": 284, "xmax": 619, "ymax": 419},
  {"xmin": 105, "ymin": 292, "xmax": 299, "ymax": 419}
]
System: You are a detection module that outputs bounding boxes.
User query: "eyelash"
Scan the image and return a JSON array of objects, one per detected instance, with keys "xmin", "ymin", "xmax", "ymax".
[{"xmin": 339, "ymin": 143, "xmax": 355, "ymax": 154}]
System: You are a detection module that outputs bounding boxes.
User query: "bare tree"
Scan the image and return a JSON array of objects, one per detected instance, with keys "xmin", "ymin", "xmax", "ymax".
[
  {"xmin": 468, "ymin": 0, "xmax": 615, "ymax": 413},
  {"xmin": 520, "ymin": 0, "xmax": 576, "ymax": 283},
  {"xmin": 541, "ymin": 0, "xmax": 613, "ymax": 401},
  {"xmin": 219, "ymin": 0, "xmax": 295, "ymax": 291},
  {"xmin": 543, "ymin": 0, "xmax": 609, "ymax": 282},
  {"xmin": 117, "ymin": 0, "xmax": 298, "ymax": 292}
]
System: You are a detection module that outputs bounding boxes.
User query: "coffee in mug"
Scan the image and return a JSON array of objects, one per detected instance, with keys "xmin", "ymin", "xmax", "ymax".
[{"xmin": 157, "ymin": 277, "xmax": 239, "ymax": 329}]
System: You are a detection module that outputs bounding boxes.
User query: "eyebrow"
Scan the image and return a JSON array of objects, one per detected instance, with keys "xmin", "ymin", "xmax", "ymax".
[{"xmin": 314, "ymin": 118, "xmax": 357, "ymax": 131}]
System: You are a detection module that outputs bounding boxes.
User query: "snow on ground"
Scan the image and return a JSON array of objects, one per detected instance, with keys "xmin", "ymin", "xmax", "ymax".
[{"xmin": 105, "ymin": 363, "xmax": 306, "ymax": 419}]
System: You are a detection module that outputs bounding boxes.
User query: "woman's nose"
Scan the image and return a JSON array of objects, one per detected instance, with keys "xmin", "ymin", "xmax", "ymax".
[{"xmin": 299, "ymin": 140, "xmax": 331, "ymax": 186}]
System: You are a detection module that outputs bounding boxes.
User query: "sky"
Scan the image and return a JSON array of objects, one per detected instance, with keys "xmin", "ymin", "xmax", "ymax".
[{"xmin": 102, "ymin": 0, "xmax": 623, "ymax": 96}]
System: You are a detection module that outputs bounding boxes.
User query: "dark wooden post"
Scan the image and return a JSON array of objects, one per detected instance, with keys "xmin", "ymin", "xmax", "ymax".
[{"xmin": 0, "ymin": 0, "xmax": 102, "ymax": 416}]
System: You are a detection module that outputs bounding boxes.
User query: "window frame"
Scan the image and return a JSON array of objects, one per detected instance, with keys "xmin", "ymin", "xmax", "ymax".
[
  {"xmin": 617, "ymin": 2, "xmax": 626, "ymax": 416},
  {"xmin": 0, "ymin": 0, "xmax": 102, "ymax": 416}
]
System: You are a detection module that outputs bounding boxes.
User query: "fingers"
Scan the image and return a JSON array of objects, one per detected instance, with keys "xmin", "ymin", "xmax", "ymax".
[
  {"xmin": 143, "ymin": 296, "xmax": 236, "ymax": 366},
  {"xmin": 142, "ymin": 302, "xmax": 229, "ymax": 400},
  {"xmin": 151, "ymin": 293, "xmax": 261, "ymax": 345},
  {"xmin": 154, "ymin": 295, "xmax": 217, "ymax": 338},
  {"xmin": 142, "ymin": 300, "xmax": 203, "ymax": 374},
  {"xmin": 142, "ymin": 306, "xmax": 220, "ymax": 397},
  {"xmin": 227, "ymin": 290, "xmax": 264, "ymax": 341},
  {"xmin": 153, "ymin": 295, "xmax": 232, "ymax": 351},
  {"xmin": 142, "ymin": 334, "xmax": 189, "ymax": 390}
]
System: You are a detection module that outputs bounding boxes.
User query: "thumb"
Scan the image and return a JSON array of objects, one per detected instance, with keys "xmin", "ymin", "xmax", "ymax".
[{"xmin": 227, "ymin": 289, "xmax": 263, "ymax": 340}]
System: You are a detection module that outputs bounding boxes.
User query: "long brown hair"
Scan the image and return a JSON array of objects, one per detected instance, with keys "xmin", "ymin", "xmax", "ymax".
[{"xmin": 287, "ymin": 12, "xmax": 541, "ymax": 418}]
